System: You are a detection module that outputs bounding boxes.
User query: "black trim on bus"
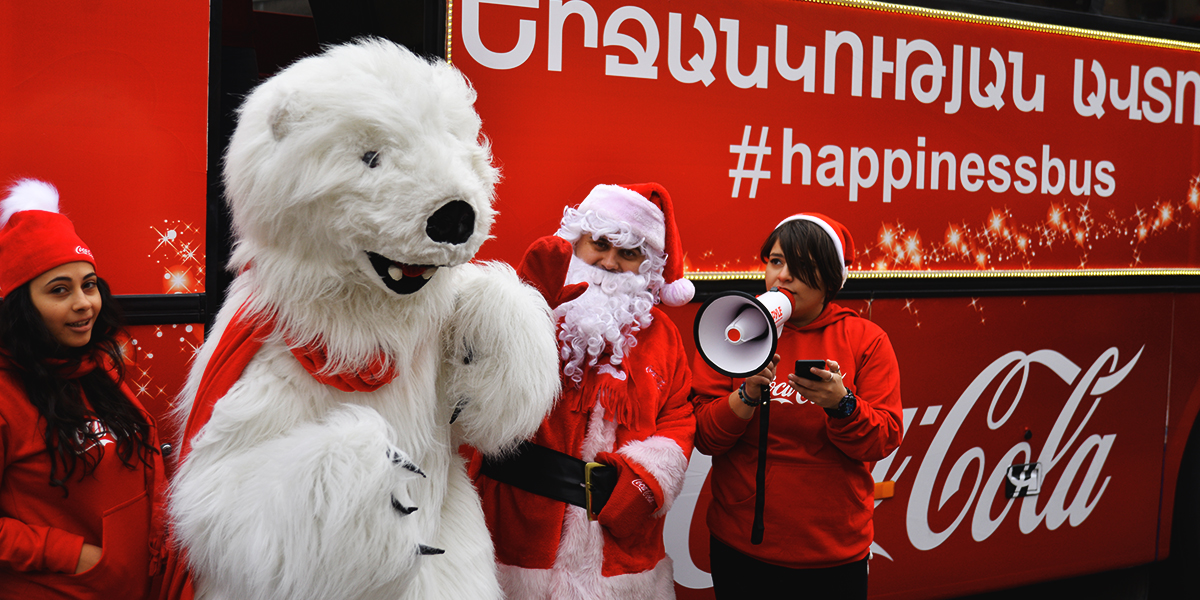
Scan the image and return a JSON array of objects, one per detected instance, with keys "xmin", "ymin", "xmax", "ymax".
[
  {"xmin": 115, "ymin": 294, "xmax": 208, "ymax": 326},
  {"xmin": 206, "ymin": 0, "xmax": 232, "ymax": 332},
  {"xmin": 882, "ymin": 0, "xmax": 1200, "ymax": 44},
  {"xmin": 114, "ymin": 274, "xmax": 1200, "ymax": 324},
  {"xmin": 693, "ymin": 274, "xmax": 1200, "ymax": 303}
]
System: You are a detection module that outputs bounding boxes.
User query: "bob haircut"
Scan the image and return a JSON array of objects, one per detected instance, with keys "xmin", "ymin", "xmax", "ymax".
[{"xmin": 759, "ymin": 219, "xmax": 844, "ymax": 307}]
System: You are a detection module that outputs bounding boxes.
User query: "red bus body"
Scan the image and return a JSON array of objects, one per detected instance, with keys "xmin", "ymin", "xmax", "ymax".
[{"xmin": 3, "ymin": 1, "xmax": 1197, "ymax": 598}]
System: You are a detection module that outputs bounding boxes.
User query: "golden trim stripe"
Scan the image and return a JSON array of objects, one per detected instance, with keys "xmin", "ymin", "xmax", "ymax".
[
  {"xmin": 686, "ymin": 268, "xmax": 1200, "ymax": 281},
  {"xmin": 445, "ymin": 0, "xmax": 455, "ymax": 63}
]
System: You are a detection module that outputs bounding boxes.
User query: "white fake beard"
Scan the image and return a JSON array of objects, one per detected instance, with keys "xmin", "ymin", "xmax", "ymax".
[{"xmin": 555, "ymin": 255, "xmax": 656, "ymax": 385}]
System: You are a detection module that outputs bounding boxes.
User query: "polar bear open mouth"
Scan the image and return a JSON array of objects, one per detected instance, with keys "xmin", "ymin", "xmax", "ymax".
[{"xmin": 366, "ymin": 251, "xmax": 439, "ymax": 295}]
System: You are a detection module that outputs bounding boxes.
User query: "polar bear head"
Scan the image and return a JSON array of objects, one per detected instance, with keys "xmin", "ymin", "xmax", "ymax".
[{"xmin": 221, "ymin": 39, "xmax": 497, "ymax": 367}]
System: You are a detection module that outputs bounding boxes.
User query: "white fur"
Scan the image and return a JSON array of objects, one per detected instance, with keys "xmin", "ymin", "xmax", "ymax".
[
  {"xmin": 169, "ymin": 39, "xmax": 558, "ymax": 600},
  {"xmin": 1, "ymin": 179, "xmax": 59, "ymax": 226},
  {"xmin": 497, "ymin": 549, "xmax": 676, "ymax": 600},
  {"xmin": 617, "ymin": 436, "xmax": 689, "ymax": 517}
]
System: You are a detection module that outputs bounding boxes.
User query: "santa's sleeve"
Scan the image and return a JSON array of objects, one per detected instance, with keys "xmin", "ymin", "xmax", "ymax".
[
  {"xmin": 0, "ymin": 412, "xmax": 86, "ymax": 574},
  {"xmin": 597, "ymin": 323, "xmax": 695, "ymax": 537},
  {"xmin": 826, "ymin": 328, "xmax": 904, "ymax": 462}
]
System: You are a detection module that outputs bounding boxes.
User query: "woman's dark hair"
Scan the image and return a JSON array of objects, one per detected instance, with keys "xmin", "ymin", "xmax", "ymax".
[
  {"xmin": 760, "ymin": 219, "xmax": 845, "ymax": 307},
  {"xmin": 0, "ymin": 277, "xmax": 157, "ymax": 496}
]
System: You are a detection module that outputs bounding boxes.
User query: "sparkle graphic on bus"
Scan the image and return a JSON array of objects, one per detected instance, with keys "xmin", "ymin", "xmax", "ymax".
[{"xmin": 859, "ymin": 182, "xmax": 1199, "ymax": 270}]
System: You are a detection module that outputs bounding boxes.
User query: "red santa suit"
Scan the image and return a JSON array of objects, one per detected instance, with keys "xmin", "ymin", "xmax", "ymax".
[
  {"xmin": 474, "ymin": 306, "xmax": 693, "ymax": 599},
  {"xmin": 0, "ymin": 353, "xmax": 167, "ymax": 600},
  {"xmin": 691, "ymin": 302, "xmax": 903, "ymax": 569}
]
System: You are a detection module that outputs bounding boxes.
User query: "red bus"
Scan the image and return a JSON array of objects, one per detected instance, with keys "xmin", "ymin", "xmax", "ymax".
[{"xmin": 4, "ymin": 1, "xmax": 1197, "ymax": 597}]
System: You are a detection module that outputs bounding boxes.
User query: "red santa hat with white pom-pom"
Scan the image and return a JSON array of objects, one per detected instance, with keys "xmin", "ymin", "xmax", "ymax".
[
  {"xmin": 572, "ymin": 182, "xmax": 695, "ymax": 307},
  {"xmin": 774, "ymin": 213, "xmax": 855, "ymax": 285},
  {"xmin": 0, "ymin": 179, "xmax": 95, "ymax": 294}
]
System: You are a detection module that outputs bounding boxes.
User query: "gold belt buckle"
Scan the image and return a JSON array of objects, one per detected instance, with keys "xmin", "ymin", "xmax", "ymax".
[{"xmin": 584, "ymin": 462, "xmax": 604, "ymax": 521}]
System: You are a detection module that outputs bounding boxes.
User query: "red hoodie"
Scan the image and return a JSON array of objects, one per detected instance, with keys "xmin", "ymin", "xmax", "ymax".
[
  {"xmin": 0, "ymin": 353, "xmax": 166, "ymax": 599},
  {"xmin": 690, "ymin": 302, "xmax": 903, "ymax": 569}
]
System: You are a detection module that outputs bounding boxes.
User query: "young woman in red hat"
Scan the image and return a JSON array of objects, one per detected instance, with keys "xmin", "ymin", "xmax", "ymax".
[
  {"xmin": 690, "ymin": 214, "xmax": 904, "ymax": 599},
  {"xmin": 0, "ymin": 180, "xmax": 167, "ymax": 599}
]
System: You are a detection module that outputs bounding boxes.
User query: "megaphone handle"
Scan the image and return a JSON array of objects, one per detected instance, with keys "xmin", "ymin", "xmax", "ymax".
[{"xmin": 750, "ymin": 384, "xmax": 770, "ymax": 545}]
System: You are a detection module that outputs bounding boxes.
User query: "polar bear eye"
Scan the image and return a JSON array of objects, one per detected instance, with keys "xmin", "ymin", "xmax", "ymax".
[{"xmin": 362, "ymin": 151, "xmax": 381, "ymax": 168}]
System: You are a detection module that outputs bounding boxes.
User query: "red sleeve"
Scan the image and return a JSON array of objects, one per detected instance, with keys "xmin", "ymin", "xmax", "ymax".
[
  {"xmin": 826, "ymin": 330, "xmax": 904, "ymax": 462},
  {"xmin": 646, "ymin": 324, "xmax": 695, "ymax": 464},
  {"xmin": 688, "ymin": 352, "xmax": 755, "ymax": 457},
  {"xmin": 599, "ymin": 320, "xmax": 695, "ymax": 536},
  {"xmin": 0, "ymin": 412, "xmax": 86, "ymax": 574}
]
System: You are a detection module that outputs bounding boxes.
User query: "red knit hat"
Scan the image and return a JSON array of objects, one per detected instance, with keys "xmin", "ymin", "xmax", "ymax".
[
  {"xmin": 573, "ymin": 182, "xmax": 695, "ymax": 306},
  {"xmin": 0, "ymin": 180, "xmax": 95, "ymax": 294},
  {"xmin": 774, "ymin": 213, "xmax": 855, "ymax": 284}
]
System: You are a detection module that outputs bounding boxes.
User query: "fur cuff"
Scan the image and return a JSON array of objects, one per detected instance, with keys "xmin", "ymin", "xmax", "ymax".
[
  {"xmin": 595, "ymin": 452, "xmax": 657, "ymax": 539},
  {"xmin": 616, "ymin": 436, "xmax": 689, "ymax": 516}
]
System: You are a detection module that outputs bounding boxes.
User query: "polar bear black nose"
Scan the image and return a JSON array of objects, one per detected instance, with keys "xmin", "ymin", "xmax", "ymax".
[{"xmin": 426, "ymin": 200, "xmax": 476, "ymax": 245}]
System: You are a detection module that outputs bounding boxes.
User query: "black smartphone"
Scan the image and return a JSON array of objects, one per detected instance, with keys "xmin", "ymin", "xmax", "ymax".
[{"xmin": 795, "ymin": 360, "xmax": 826, "ymax": 381}]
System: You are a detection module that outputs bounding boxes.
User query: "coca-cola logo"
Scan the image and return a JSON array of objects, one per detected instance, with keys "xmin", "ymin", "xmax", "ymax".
[
  {"xmin": 887, "ymin": 346, "xmax": 1140, "ymax": 553},
  {"xmin": 663, "ymin": 345, "xmax": 1143, "ymax": 589},
  {"xmin": 76, "ymin": 245, "xmax": 93, "ymax": 258}
]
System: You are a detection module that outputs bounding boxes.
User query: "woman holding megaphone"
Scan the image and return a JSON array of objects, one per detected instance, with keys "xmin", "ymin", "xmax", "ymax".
[{"xmin": 690, "ymin": 213, "xmax": 903, "ymax": 600}]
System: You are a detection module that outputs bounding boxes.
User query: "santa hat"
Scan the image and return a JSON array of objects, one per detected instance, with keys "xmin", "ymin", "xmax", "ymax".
[
  {"xmin": 774, "ymin": 213, "xmax": 855, "ymax": 285},
  {"xmin": 573, "ymin": 183, "xmax": 695, "ymax": 306},
  {"xmin": 0, "ymin": 180, "xmax": 95, "ymax": 294}
]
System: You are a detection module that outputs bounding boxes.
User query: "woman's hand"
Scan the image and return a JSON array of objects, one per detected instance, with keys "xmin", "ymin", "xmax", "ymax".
[
  {"xmin": 75, "ymin": 543, "xmax": 101, "ymax": 574},
  {"xmin": 728, "ymin": 354, "xmax": 780, "ymax": 420},
  {"xmin": 788, "ymin": 359, "xmax": 849, "ymax": 410}
]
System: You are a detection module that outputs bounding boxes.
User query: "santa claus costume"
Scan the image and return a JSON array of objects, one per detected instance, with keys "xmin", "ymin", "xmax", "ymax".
[{"xmin": 472, "ymin": 183, "xmax": 696, "ymax": 600}]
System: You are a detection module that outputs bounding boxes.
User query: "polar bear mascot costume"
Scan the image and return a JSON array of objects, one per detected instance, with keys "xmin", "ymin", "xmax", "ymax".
[{"xmin": 167, "ymin": 39, "xmax": 560, "ymax": 600}]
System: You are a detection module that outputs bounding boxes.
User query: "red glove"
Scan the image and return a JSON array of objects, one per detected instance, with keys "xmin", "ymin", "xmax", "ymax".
[
  {"xmin": 517, "ymin": 236, "xmax": 588, "ymax": 309},
  {"xmin": 594, "ymin": 451, "xmax": 660, "ymax": 539}
]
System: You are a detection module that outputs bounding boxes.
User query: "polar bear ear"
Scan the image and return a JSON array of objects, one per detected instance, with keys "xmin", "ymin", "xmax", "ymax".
[{"xmin": 268, "ymin": 92, "xmax": 304, "ymax": 142}]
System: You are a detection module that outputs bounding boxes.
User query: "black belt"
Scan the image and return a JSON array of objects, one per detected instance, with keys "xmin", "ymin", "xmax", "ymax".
[{"xmin": 479, "ymin": 440, "xmax": 618, "ymax": 520}]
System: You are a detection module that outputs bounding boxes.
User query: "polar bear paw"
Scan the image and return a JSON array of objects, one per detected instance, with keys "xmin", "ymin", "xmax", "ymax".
[{"xmin": 383, "ymin": 443, "xmax": 446, "ymax": 557}]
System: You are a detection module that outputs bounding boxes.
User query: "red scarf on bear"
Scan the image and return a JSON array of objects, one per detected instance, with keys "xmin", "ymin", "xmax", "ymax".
[{"xmin": 179, "ymin": 299, "xmax": 397, "ymax": 460}]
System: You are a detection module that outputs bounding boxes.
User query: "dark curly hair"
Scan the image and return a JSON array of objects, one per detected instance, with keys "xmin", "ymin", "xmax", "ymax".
[
  {"xmin": 760, "ymin": 219, "xmax": 845, "ymax": 308},
  {"xmin": 0, "ymin": 277, "xmax": 157, "ymax": 496}
]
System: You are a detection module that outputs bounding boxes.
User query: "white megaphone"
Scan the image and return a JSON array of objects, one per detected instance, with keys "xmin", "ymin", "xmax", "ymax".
[{"xmin": 694, "ymin": 288, "xmax": 794, "ymax": 378}]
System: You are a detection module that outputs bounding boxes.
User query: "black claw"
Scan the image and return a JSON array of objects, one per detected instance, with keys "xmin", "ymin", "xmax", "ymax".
[
  {"xmin": 387, "ymin": 449, "xmax": 426, "ymax": 478},
  {"xmin": 450, "ymin": 400, "xmax": 466, "ymax": 424},
  {"xmin": 391, "ymin": 495, "xmax": 418, "ymax": 515},
  {"xmin": 400, "ymin": 461, "xmax": 426, "ymax": 478},
  {"xmin": 418, "ymin": 544, "xmax": 445, "ymax": 556}
]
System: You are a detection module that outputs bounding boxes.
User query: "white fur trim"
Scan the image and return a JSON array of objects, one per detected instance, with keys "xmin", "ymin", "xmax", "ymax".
[
  {"xmin": 498, "ymin": 556, "xmax": 676, "ymax": 600},
  {"xmin": 776, "ymin": 214, "xmax": 848, "ymax": 283},
  {"xmin": 577, "ymin": 184, "xmax": 665, "ymax": 252},
  {"xmin": 616, "ymin": 436, "xmax": 689, "ymax": 516},
  {"xmin": 658, "ymin": 277, "xmax": 694, "ymax": 307},
  {"xmin": 1, "ymin": 179, "xmax": 59, "ymax": 226}
]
